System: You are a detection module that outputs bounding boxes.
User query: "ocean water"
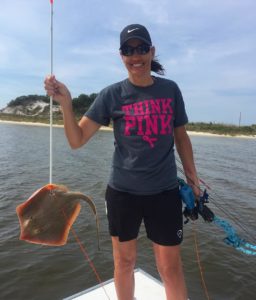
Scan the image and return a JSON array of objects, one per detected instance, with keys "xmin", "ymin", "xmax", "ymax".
[{"xmin": 0, "ymin": 123, "xmax": 255, "ymax": 300}]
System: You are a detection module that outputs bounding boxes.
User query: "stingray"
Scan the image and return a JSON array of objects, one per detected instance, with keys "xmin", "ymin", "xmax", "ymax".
[{"xmin": 16, "ymin": 184, "xmax": 100, "ymax": 248}]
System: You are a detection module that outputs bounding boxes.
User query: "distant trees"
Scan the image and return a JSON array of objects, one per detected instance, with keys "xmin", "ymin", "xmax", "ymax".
[
  {"xmin": 8, "ymin": 95, "xmax": 49, "ymax": 107},
  {"xmin": 4, "ymin": 95, "xmax": 255, "ymax": 136},
  {"xmin": 6, "ymin": 93, "xmax": 98, "ymax": 116},
  {"xmin": 72, "ymin": 93, "xmax": 97, "ymax": 116},
  {"xmin": 186, "ymin": 122, "xmax": 256, "ymax": 136}
]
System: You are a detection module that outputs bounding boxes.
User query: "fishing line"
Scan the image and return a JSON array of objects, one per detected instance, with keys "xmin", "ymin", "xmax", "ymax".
[
  {"xmin": 61, "ymin": 208, "xmax": 111, "ymax": 300},
  {"xmin": 176, "ymin": 158, "xmax": 255, "ymax": 244},
  {"xmin": 176, "ymin": 162, "xmax": 254, "ymax": 243},
  {"xmin": 177, "ymin": 163, "xmax": 231, "ymax": 218},
  {"xmin": 192, "ymin": 223, "xmax": 211, "ymax": 300},
  {"xmin": 199, "ymin": 183, "xmax": 255, "ymax": 243}
]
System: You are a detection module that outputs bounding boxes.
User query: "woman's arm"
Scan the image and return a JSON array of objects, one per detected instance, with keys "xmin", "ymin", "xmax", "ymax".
[
  {"xmin": 174, "ymin": 125, "xmax": 200, "ymax": 197},
  {"xmin": 44, "ymin": 75, "xmax": 101, "ymax": 149}
]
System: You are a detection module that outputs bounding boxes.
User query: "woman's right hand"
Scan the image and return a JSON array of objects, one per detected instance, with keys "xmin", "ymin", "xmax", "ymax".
[{"xmin": 44, "ymin": 75, "xmax": 72, "ymax": 108}]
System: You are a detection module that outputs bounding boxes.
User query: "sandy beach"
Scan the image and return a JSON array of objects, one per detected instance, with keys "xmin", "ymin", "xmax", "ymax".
[
  {"xmin": 0, "ymin": 119, "xmax": 255, "ymax": 138},
  {"xmin": 0, "ymin": 120, "xmax": 113, "ymax": 131},
  {"xmin": 187, "ymin": 130, "xmax": 255, "ymax": 139}
]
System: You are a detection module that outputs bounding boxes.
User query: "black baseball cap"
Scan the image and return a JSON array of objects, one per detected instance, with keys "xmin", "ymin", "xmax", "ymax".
[{"xmin": 120, "ymin": 24, "xmax": 152, "ymax": 48}]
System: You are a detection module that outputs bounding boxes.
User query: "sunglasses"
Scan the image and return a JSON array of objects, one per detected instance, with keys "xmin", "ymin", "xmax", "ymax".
[{"xmin": 120, "ymin": 44, "xmax": 151, "ymax": 56}]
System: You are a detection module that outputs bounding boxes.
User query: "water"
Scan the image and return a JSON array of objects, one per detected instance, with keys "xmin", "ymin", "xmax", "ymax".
[{"xmin": 0, "ymin": 123, "xmax": 255, "ymax": 300}]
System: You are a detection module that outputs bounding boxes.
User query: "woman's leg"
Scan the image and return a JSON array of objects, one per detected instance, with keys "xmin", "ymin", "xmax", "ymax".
[
  {"xmin": 153, "ymin": 243, "xmax": 187, "ymax": 300},
  {"xmin": 112, "ymin": 237, "xmax": 137, "ymax": 300}
]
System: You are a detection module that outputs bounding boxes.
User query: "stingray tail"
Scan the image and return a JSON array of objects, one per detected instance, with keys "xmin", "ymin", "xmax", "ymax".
[
  {"xmin": 67, "ymin": 192, "xmax": 100, "ymax": 250},
  {"xmin": 81, "ymin": 194, "xmax": 100, "ymax": 251}
]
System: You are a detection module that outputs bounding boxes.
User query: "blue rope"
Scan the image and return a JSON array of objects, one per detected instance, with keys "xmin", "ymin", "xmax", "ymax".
[
  {"xmin": 178, "ymin": 178, "xmax": 256, "ymax": 256},
  {"xmin": 213, "ymin": 216, "xmax": 256, "ymax": 256}
]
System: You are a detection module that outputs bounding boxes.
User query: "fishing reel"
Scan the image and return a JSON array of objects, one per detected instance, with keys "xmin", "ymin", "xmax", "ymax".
[
  {"xmin": 183, "ymin": 205, "xmax": 198, "ymax": 224},
  {"xmin": 178, "ymin": 178, "xmax": 215, "ymax": 224},
  {"xmin": 197, "ymin": 189, "xmax": 215, "ymax": 222},
  {"xmin": 178, "ymin": 178, "xmax": 198, "ymax": 224},
  {"xmin": 178, "ymin": 177, "xmax": 256, "ymax": 256}
]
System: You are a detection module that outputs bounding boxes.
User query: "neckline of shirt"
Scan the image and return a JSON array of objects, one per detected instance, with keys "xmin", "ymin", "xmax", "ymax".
[{"xmin": 125, "ymin": 76, "xmax": 158, "ymax": 90}]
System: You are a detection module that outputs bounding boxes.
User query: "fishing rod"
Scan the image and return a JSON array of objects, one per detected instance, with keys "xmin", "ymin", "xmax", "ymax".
[
  {"xmin": 46, "ymin": 2, "xmax": 110, "ymax": 298},
  {"xmin": 176, "ymin": 161, "xmax": 256, "ymax": 244},
  {"xmin": 49, "ymin": 0, "xmax": 54, "ymax": 184},
  {"xmin": 176, "ymin": 158, "xmax": 256, "ymax": 255},
  {"xmin": 176, "ymin": 163, "xmax": 252, "ymax": 237},
  {"xmin": 176, "ymin": 158, "xmax": 255, "ymax": 240}
]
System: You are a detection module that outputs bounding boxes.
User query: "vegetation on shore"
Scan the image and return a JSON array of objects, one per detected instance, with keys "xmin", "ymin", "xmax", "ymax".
[
  {"xmin": 3, "ymin": 94, "xmax": 97, "ymax": 117},
  {"xmin": 186, "ymin": 122, "xmax": 256, "ymax": 136},
  {"xmin": 0, "ymin": 112, "xmax": 64, "ymax": 125},
  {"xmin": 1, "ymin": 113, "xmax": 255, "ymax": 136},
  {"xmin": 0, "ymin": 94, "xmax": 255, "ymax": 136}
]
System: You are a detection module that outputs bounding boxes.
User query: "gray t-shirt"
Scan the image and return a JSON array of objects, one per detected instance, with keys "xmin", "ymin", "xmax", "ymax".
[{"xmin": 85, "ymin": 77, "xmax": 188, "ymax": 195}]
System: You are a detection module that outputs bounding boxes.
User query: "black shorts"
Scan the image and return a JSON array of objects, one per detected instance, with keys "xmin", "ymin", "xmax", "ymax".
[{"xmin": 105, "ymin": 185, "xmax": 183, "ymax": 246}]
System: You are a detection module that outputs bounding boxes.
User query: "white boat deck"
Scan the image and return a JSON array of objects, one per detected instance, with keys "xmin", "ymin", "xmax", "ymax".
[{"xmin": 63, "ymin": 268, "xmax": 165, "ymax": 300}]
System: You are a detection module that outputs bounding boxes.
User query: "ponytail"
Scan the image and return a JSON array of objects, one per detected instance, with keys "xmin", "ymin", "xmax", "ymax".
[{"xmin": 151, "ymin": 57, "xmax": 165, "ymax": 75}]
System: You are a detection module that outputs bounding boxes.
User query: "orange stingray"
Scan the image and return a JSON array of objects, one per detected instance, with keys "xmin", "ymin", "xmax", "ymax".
[{"xmin": 16, "ymin": 184, "xmax": 99, "ymax": 247}]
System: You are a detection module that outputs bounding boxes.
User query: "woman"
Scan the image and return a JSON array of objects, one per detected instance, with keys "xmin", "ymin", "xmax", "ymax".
[{"xmin": 45, "ymin": 24, "xmax": 199, "ymax": 300}]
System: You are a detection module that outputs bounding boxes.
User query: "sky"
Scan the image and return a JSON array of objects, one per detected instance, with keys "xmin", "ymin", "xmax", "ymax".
[{"xmin": 0, "ymin": 0, "xmax": 255, "ymax": 125}]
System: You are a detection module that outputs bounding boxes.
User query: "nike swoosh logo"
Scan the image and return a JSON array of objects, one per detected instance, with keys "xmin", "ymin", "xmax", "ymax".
[{"xmin": 127, "ymin": 28, "xmax": 139, "ymax": 33}]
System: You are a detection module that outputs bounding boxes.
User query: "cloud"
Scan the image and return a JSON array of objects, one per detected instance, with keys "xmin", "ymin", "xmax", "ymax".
[
  {"xmin": 0, "ymin": 0, "xmax": 255, "ymax": 124},
  {"xmin": 123, "ymin": 0, "xmax": 170, "ymax": 25}
]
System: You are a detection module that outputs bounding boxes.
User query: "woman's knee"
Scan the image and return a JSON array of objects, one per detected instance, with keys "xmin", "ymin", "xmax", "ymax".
[
  {"xmin": 112, "ymin": 238, "xmax": 137, "ymax": 272},
  {"xmin": 157, "ymin": 258, "xmax": 183, "ymax": 281},
  {"xmin": 153, "ymin": 244, "xmax": 183, "ymax": 281},
  {"xmin": 114, "ymin": 252, "xmax": 136, "ymax": 272}
]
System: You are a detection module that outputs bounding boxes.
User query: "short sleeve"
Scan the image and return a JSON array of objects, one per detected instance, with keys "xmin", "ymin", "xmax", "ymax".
[
  {"xmin": 173, "ymin": 85, "xmax": 188, "ymax": 127},
  {"xmin": 84, "ymin": 89, "xmax": 111, "ymax": 126}
]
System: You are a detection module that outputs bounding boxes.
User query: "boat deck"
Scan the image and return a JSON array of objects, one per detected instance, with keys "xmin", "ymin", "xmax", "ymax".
[{"xmin": 63, "ymin": 268, "xmax": 165, "ymax": 300}]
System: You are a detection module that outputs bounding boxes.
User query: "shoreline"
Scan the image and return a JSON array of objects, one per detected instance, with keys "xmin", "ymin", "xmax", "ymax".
[
  {"xmin": 0, "ymin": 119, "xmax": 255, "ymax": 138},
  {"xmin": 187, "ymin": 131, "xmax": 255, "ymax": 139},
  {"xmin": 0, "ymin": 119, "xmax": 113, "ymax": 131}
]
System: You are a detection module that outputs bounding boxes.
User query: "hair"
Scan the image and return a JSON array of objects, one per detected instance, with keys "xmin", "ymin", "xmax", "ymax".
[{"xmin": 151, "ymin": 57, "xmax": 165, "ymax": 75}]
